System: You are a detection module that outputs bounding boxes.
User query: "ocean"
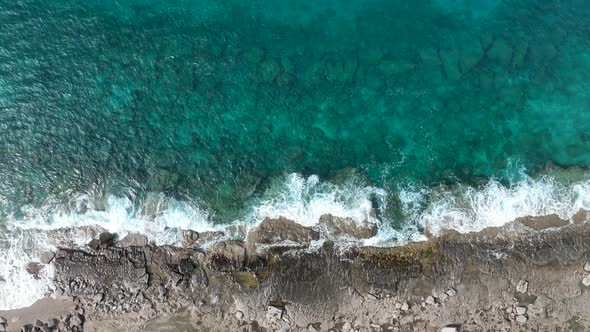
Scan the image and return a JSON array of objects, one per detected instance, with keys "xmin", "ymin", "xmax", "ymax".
[{"xmin": 1, "ymin": 0, "xmax": 590, "ymax": 309}]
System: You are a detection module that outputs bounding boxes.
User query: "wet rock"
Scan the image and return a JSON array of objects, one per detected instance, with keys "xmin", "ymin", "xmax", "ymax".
[
  {"xmin": 516, "ymin": 214, "xmax": 568, "ymax": 230},
  {"xmin": 98, "ymin": 232, "xmax": 115, "ymax": 248},
  {"xmin": 117, "ymin": 234, "xmax": 149, "ymax": 248},
  {"xmin": 207, "ymin": 240, "xmax": 247, "ymax": 270},
  {"xmin": 54, "ymin": 247, "xmax": 148, "ymax": 295},
  {"xmin": 573, "ymin": 209, "xmax": 588, "ymax": 224},
  {"xmin": 516, "ymin": 280, "xmax": 529, "ymax": 293},
  {"xmin": 26, "ymin": 262, "xmax": 43, "ymax": 279},
  {"xmin": 247, "ymin": 217, "xmax": 319, "ymax": 248},
  {"xmin": 181, "ymin": 230, "xmax": 200, "ymax": 248},
  {"xmin": 318, "ymin": 214, "xmax": 377, "ymax": 239},
  {"xmin": 193, "ymin": 231, "xmax": 225, "ymax": 248},
  {"xmin": 39, "ymin": 251, "xmax": 55, "ymax": 264},
  {"xmin": 87, "ymin": 239, "xmax": 100, "ymax": 251}
]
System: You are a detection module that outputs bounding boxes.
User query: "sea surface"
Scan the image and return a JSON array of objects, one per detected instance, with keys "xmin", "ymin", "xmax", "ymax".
[{"xmin": 2, "ymin": 0, "xmax": 590, "ymax": 309}]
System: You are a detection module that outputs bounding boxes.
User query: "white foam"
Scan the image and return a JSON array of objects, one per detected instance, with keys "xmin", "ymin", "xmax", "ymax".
[
  {"xmin": 419, "ymin": 175, "xmax": 590, "ymax": 236},
  {"xmin": 4, "ymin": 170, "xmax": 590, "ymax": 310},
  {"xmin": 247, "ymin": 173, "xmax": 385, "ymax": 228}
]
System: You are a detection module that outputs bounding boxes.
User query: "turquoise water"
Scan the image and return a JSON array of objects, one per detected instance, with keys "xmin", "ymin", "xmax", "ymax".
[{"xmin": 1, "ymin": 0, "xmax": 590, "ymax": 229}]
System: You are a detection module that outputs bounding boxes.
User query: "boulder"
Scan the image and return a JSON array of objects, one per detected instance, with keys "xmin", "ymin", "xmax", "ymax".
[
  {"xmin": 181, "ymin": 230, "xmax": 200, "ymax": 248},
  {"xmin": 318, "ymin": 214, "xmax": 377, "ymax": 239},
  {"xmin": 247, "ymin": 217, "xmax": 319, "ymax": 248},
  {"xmin": 516, "ymin": 214, "xmax": 568, "ymax": 230},
  {"xmin": 116, "ymin": 234, "xmax": 149, "ymax": 248},
  {"xmin": 98, "ymin": 232, "xmax": 116, "ymax": 248},
  {"xmin": 516, "ymin": 279, "xmax": 529, "ymax": 293}
]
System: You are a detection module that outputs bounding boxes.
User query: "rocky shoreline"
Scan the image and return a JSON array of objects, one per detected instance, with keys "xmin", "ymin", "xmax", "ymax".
[{"xmin": 3, "ymin": 212, "xmax": 590, "ymax": 331}]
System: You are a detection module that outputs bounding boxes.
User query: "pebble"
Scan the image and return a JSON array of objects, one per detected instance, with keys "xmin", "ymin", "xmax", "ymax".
[
  {"xmin": 446, "ymin": 288, "xmax": 457, "ymax": 297},
  {"xmin": 582, "ymin": 275, "xmax": 590, "ymax": 287},
  {"xmin": 516, "ymin": 315, "xmax": 527, "ymax": 323},
  {"xmin": 515, "ymin": 306, "xmax": 527, "ymax": 315},
  {"xmin": 516, "ymin": 280, "xmax": 529, "ymax": 293},
  {"xmin": 441, "ymin": 327, "xmax": 458, "ymax": 332}
]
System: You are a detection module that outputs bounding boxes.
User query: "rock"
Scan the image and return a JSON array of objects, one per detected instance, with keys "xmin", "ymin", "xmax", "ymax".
[
  {"xmin": 193, "ymin": 231, "xmax": 225, "ymax": 248},
  {"xmin": 460, "ymin": 40, "xmax": 484, "ymax": 73},
  {"xmin": 573, "ymin": 209, "xmax": 588, "ymax": 224},
  {"xmin": 207, "ymin": 240, "xmax": 247, "ymax": 270},
  {"xmin": 516, "ymin": 279, "xmax": 528, "ymax": 293},
  {"xmin": 582, "ymin": 274, "xmax": 590, "ymax": 287},
  {"xmin": 515, "ymin": 306, "xmax": 527, "ymax": 315},
  {"xmin": 259, "ymin": 58, "xmax": 281, "ymax": 82},
  {"xmin": 425, "ymin": 296, "xmax": 436, "ymax": 305},
  {"xmin": 438, "ymin": 293, "xmax": 449, "ymax": 301},
  {"xmin": 584, "ymin": 262, "xmax": 590, "ymax": 272},
  {"xmin": 39, "ymin": 251, "xmax": 55, "ymax": 264},
  {"xmin": 46, "ymin": 319, "xmax": 58, "ymax": 329},
  {"xmin": 401, "ymin": 302, "xmax": 409, "ymax": 311},
  {"xmin": 247, "ymin": 217, "xmax": 319, "ymax": 248},
  {"xmin": 266, "ymin": 305, "xmax": 284, "ymax": 322},
  {"xmin": 34, "ymin": 320, "xmax": 44, "ymax": 327},
  {"xmin": 244, "ymin": 48, "xmax": 264, "ymax": 63},
  {"xmin": 98, "ymin": 232, "xmax": 115, "ymax": 248},
  {"xmin": 441, "ymin": 327, "xmax": 459, "ymax": 332},
  {"xmin": 87, "ymin": 239, "xmax": 100, "ymax": 251},
  {"xmin": 516, "ymin": 315, "xmax": 527, "ymax": 323},
  {"xmin": 26, "ymin": 262, "xmax": 43, "ymax": 279},
  {"xmin": 528, "ymin": 294, "xmax": 550, "ymax": 319},
  {"xmin": 318, "ymin": 214, "xmax": 377, "ymax": 239},
  {"xmin": 69, "ymin": 313, "xmax": 83, "ymax": 327},
  {"xmin": 235, "ymin": 311, "xmax": 244, "ymax": 320},
  {"xmin": 180, "ymin": 229, "xmax": 200, "ymax": 248},
  {"xmin": 487, "ymin": 39, "xmax": 513, "ymax": 65},
  {"xmin": 516, "ymin": 214, "xmax": 568, "ymax": 230},
  {"xmin": 116, "ymin": 234, "xmax": 149, "ymax": 248},
  {"xmin": 440, "ymin": 49, "xmax": 461, "ymax": 80},
  {"xmin": 446, "ymin": 288, "xmax": 457, "ymax": 297}
]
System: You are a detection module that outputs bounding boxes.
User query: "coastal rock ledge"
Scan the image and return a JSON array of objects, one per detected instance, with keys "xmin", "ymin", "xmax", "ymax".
[{"xmin": 5, "ymin": 216, "xmax": 590, "ymax": 331}]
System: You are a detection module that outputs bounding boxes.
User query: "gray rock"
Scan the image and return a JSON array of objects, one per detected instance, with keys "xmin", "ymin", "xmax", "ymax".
[
  {"xmin": 69, "ymin": 313, "xmax": 83, "ymax": 327},
  {"xmin": 25, "ymin": 262, "xmax": 43, "ymax": 279},
  {"xmin": 207, "ymin": 240, "xmax": 247, "ymax": 270},
  {"xmin": 441, "ymin": 327, "xmax": 459, "ymax": 332},
  {"xmin": 516, "ymin": 214, "xmax": 568, "ymax": 231},
  {"xmin": 99, "ymin": 232, "xmax": 115, "ymax": 248},
  {"xmin": 87, "ymin": 239, "xmax": 100, "ymax": 251},
  {"xmin": 582, "ymin": 274, "xmax": 590, "ymax": 287},
  {"xmin": 116, "ymin": 234, "xmax": 148, "ymax": 248},
  {"xmin": 584, "ymin": 262, "xmax": 590, "ymax": 272},
  {"xmin": 425, "ymin": 296, "xmax": 436, "ymax": 305},
  {"xmin": 446, "ymin": 288, "xmax": 457, "ymax": 297},
  {"xmin": 516, "ymin": 280, "xmax": 529, "ymax": 293},
  {"xmin": 39, "ymin": 251, "xmax": 55, "ymax": 264},
  {"xmin": 516, "ymin": 315, "xmax": 527, "ymax": 323},
  {"xmin": 515, "ymin": 306, "xmax": 527, "ymax": 315},
  {"xmin": 247, "ymin": 217, "xmax": 319, "ymax": 248},
  {"xmin": 181, "ymin": 230, "xmax": 200, "ymax": 248},
  {"xmin": 318, "ymin": 214, "xmax": 377, "ymax": 239}
]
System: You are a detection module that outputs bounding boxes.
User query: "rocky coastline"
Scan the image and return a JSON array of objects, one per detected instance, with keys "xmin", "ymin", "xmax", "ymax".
[{"xmin": 3, "ymin": 212, "xmax": 590, "ymax": 331}]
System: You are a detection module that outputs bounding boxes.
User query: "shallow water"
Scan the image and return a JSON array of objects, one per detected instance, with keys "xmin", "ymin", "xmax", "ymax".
[{"xmin": 2, "ymin": 0, "xmax": 590, "ymax": 309}]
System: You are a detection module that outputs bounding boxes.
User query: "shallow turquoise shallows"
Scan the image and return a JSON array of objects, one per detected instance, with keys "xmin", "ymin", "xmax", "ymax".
[{"xmin": 1, "ymin": 0, "xmax": 590, "ymax": 230}]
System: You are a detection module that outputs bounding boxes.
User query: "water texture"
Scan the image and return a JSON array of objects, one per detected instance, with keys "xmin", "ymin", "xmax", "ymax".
[{"xmin": 1, "ymin": 0, "xmax": 590, "ymax": 228}]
